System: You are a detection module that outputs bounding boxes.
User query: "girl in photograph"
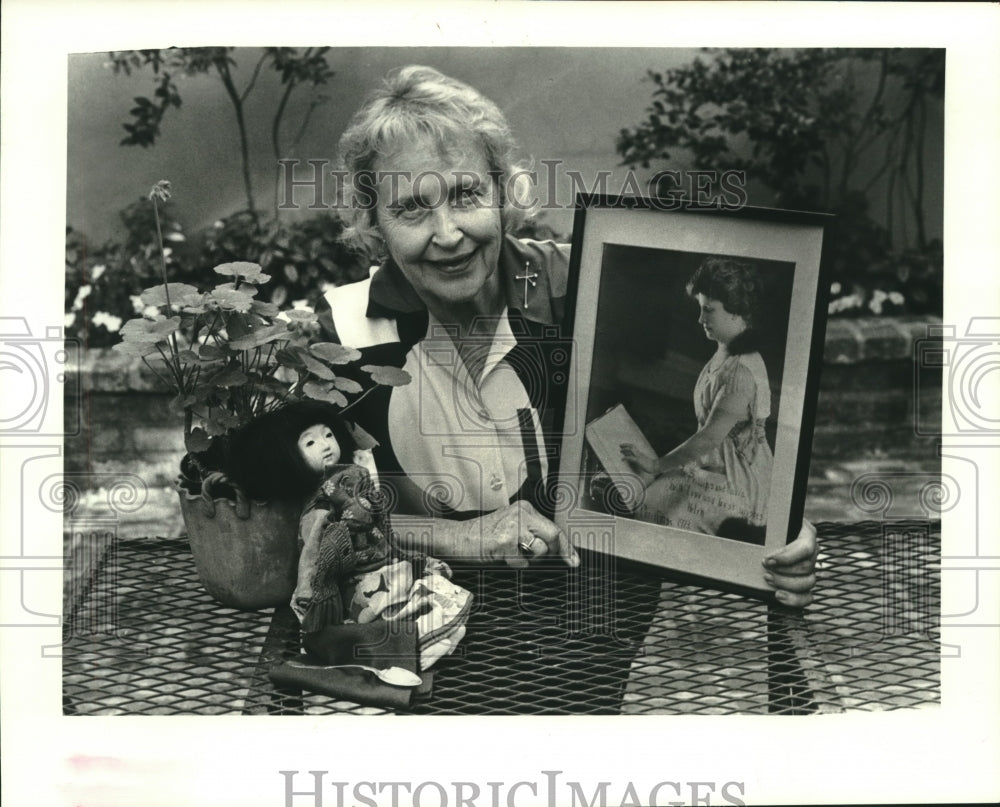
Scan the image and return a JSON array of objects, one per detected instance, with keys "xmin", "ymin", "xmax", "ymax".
[{"xmin": 621, "ymin": 257, "xmax": 774, "ymax": 542}]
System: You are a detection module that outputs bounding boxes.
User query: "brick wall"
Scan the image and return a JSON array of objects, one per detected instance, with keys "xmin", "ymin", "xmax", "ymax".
[{"xmin": 64, "ymin": 350, "xmax": 187, "ymax": 487}]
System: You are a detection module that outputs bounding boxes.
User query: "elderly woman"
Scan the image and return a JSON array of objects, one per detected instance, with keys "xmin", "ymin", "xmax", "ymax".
[
  {"xmin": 318, "ymin": 65, "xmax": 816, "ymax": 606},
  {"xmin": 622, "ymin": 257, "xmax": 775, "ymax": 542}
]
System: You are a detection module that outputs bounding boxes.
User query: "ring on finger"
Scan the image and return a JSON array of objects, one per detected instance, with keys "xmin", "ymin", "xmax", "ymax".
[{"xmin": 518, "ymin": 534, "xmax": 540, "ymax": 553}]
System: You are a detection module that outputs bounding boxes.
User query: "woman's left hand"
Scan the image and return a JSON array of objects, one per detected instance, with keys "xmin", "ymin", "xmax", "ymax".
[{"xmin": 762, "ymin": 519, "xmax": 818, "ymax": 607}]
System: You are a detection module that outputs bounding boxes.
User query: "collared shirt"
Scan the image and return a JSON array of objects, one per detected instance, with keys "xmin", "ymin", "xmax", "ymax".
[{"xmin": 317, "ymin": 235, "xmax": 571, "ymax": 519}]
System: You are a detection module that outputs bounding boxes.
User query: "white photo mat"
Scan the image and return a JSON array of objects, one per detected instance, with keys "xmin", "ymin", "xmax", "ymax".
[{"xmin": 558, "ymin": 201, "xmax": 826, "ymax": 594}]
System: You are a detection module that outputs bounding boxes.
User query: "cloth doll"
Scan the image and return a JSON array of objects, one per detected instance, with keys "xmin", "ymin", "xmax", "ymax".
[{"xmin": 223, "ymin": 400, "xmax": 471, "ymax": 670}]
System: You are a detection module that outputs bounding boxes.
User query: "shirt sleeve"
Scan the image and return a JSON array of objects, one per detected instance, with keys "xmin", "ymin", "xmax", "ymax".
[{"xmin": 709, "ymin": 360, "xmax": 756, "ymax": 421}]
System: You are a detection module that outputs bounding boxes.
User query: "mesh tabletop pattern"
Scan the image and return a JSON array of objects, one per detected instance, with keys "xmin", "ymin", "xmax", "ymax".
[
  {"xmin": 622, "ymin": 520, "xmax": 939, "ymax": 714},
  {"xmin": 63, "ymin": 522, "xmax": 939, "ymax": 716},
  {"xmin": 63, "ymin": 538, "xmax": 274, "ymax": 715}
]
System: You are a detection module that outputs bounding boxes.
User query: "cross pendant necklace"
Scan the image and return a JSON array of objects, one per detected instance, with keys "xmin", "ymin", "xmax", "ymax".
[{"xmin": 515, "ymin": 261, "xmax": 539, "ymax": 308}]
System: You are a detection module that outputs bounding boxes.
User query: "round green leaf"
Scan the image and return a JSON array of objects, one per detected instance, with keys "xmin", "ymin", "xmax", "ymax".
[
  {"xmin": 140, "ymin": 283, "xmax": 200, "ymax": 307},
  {"xmin": 185, "ymin": 428, "xmax": 211, "ymax": 453},
  {"xmin": 348, "ymin": 421, "xmax": 379, "ymax": 451},
  {"xmin": 213, "ymin": 262, "xmax": 270, "ymax": 284},
  {"xmin": 300, "ymin": 352, "xmax": 336, "ymax": 381},
  {"xmin": 311, "ymin": 342, "xmax": 361, "ymax": 365},
  {"xmin": 275, "ymin": 346, "xmax": 306, "ymax": 368},
  {"xmin": 302, "ymin": 381, "xmax": 348, "ymax": 408},
  {"xmin": 112, "ymin": 339, "xmax": 159, "ymax": 357},
  {"xmin": 228, "ymin": 322, "xmax": 291, "ymax": 350},
  {"xmin": 198, "ymin": 344, "xmax": 226, "ymax": 361},
  {"xmin": 119, "ymin": 316, "xmax": 180, "ymax": 343},
  {"xmin": 206, "ymin": 287, "xmax": 255, "ymax": 313},
  {"xmin": 169, "ymin": 393, "xmax": 198, "ymax": 413},
  {"xmin": 216, "ymin": 281, "xmax": 259, "ymax": 297},
  {"xmin": 361, "ymin": 364, "xmax": 411, "ymax": 386},
  {"xmin": 209, "ymin": 366, "xmax": 248, "ymax": 387},
  {"xmin": 251, "ymin": 300, "xmax": 281, "ymax": 318},
  {"xmin": 333, "ymin": 377, "xmax": 363, "ymax": 395}
]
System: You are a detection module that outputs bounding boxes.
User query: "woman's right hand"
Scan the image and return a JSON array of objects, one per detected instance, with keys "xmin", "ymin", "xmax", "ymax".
[
  {"xmin": 475, "ymin": 501, "xmax": 581, "ymax": 568},
  {"xmin": 393, "ymin": 501, "xmax": 581, "ymax": 569},
  {"xmin": 620, "ymin": 443, "xmax": 658, "ymax": 476}
]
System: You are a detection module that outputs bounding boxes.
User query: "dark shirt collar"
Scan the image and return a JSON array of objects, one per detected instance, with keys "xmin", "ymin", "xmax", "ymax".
[{"xmin": 366, "ymin": 234, "xmax": 560, "ymax": 326}]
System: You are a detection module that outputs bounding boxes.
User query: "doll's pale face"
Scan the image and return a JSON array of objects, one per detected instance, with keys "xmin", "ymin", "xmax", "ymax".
[{"xmin": 297, "ymin": 423, "xmax": 342, "ymax": 474}]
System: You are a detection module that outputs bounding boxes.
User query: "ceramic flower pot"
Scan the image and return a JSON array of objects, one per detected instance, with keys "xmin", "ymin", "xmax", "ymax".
[{"xmin": 177, "ymin": 466, "xmax": 300, "ymax": 610}]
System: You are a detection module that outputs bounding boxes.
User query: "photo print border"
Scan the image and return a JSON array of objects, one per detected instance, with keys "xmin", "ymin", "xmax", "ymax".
[{"xmin": 557, "ymin": 196, "xmax": 830, "ymax": 598}]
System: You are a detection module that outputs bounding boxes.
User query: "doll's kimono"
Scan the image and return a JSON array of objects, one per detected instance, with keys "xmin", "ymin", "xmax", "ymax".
[{"xmin": 293, "ymin": 464, "xmax": 471, "ymax": 669}]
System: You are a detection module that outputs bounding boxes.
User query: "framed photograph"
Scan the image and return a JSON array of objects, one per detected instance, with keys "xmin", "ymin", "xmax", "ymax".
[{"xmin": 558, "ymin": 196, "xmax": 830, "ymax": 597}]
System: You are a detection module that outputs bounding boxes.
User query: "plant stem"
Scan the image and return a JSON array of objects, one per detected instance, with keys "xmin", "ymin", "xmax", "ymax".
[
  {"xmin": 151, "ymin": 195, "xmax": 183, "ymax": 380},
  {"xmin": 339, "ymin": 381, "xmax": 382, "ymax": 419},
  {"xmin": 141, "ymin": 354, "xmax": 176, "ymax": 391},
  {"xmin": 153, "ymin": 342, "xmax": 182, "ymax": 389}
]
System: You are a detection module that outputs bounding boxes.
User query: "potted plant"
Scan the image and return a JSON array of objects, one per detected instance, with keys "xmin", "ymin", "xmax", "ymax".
[{"xmin": 114, "ymin": 181, "xmax": 408, "ymax": 609}]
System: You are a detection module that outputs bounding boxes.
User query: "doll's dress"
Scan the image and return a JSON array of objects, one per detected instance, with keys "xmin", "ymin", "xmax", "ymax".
[
  {"xmin": 295, "ymin": 464, "xmax": 471, "ymax": 668},
  {"xmin": 639, "ymin": 352, "xmax": 773, "ymax": 539}
]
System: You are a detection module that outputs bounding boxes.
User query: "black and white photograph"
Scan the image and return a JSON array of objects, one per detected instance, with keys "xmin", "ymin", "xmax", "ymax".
[
  {"xmin": 2, "ymin": 2, "xmax": 999, "ymax": 806},
  {"xmin": 559, "ymin": 202, "xmax": 826, "ymax": 591},
  {"xmin": 583, "ymin": 246, "xmax": 796, "ymax": 543}
]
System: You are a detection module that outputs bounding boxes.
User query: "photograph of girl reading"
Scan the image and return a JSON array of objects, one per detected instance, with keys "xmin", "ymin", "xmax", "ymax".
[{"xmin": 584, "ymin": 250, "xmax": 793, "ymax": 546}]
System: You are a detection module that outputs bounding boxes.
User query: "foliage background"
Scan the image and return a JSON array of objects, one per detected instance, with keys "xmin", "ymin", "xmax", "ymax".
[{"xmin": 65, "ymin": 47, "xmax": 944, "ymax": 348}]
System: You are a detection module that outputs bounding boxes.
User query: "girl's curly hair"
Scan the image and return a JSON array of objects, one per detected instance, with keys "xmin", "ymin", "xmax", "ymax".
[{"xmin": 686, "ymin": 256, "xmax": 764, "ymax": 330}]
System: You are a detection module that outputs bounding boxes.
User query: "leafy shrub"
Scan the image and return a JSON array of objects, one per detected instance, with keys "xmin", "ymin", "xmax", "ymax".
[{"xmin": 195, "ymin": 212, "xmax": 370, "ymax": 309}]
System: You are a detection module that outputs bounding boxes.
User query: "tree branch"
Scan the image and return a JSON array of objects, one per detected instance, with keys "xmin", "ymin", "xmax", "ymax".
[
  {"xmin": 239, "ymin": 50, "xmax": 268, "ymax": 103},
  {"xmin": 215, "ymin": 57, "xmax": 258, "ymax": 221}
]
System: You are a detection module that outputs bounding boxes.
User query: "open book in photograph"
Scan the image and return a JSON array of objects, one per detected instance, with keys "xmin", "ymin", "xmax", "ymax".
[
  {"xmin": 585, "ymin": 403, "xmax": 657, "ymax": 499},
  {"xmin": 558, "ymin": 197, "xmax": 829, "ymax": 597}
]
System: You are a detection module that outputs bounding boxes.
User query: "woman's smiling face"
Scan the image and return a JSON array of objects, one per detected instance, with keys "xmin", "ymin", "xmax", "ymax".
[{"xmin": 373, "ymin": 133, "xmax": 503, "ymax": 316}]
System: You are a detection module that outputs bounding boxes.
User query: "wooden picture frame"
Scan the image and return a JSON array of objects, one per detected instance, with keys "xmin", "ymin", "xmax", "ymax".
[{"xmin": 557, "ymin": 196, "xmax": 830, "ymax": 598}]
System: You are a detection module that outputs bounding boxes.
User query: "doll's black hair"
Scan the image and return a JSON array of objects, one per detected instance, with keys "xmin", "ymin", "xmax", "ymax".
[{"xmin": 223, "ymin": 400, "xmax": 358, "ymax": 502}]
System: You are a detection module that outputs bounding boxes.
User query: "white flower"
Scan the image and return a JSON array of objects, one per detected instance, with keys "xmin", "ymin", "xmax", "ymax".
[
  {"xmin": 91, "ymin": 264, "xmax": 107, "ymax": 282},
  {"xmin": 72, "ymin": 285, "xmax": 92, "ymax": 311},
  {"xmin": 92, "ymin": 311, "xmax": 123, "ymax": 333},
  {"xmin": 142, "ymin": 305, "xmax": 161, "ymax": 319},
  {"xmin": 868, "ymin": 289, "xmax": 888, "ymax": 315},
  {"xmin": 165, "ymin": 231, "xmax": 186, "ymax": 242},
  {"xmin": 64, "ymin": 313, "xmax": 76, "ymax": 328},
  {"xmin": 830, "ymin": 282, "xmax": 842, "ymax": 295},
  {"xmin": 828, "ymin": 293, "xmax": 865, "ymax": 315},
  {"xmin": 130, "ymin": 295, "xmax": 145, "ymax": 314},
  {"xmin": 162, "ymin": 247, "xmax": 173, "ymax": 259},
  {"xmin": 888, "ymin": 291, "xmax": 905, "ymax": 305}
]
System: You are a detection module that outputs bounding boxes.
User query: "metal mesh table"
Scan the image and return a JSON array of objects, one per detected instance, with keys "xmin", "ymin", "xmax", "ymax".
[{"xmin": 63, "ymin": 521, "xmax": 939, "ymax": 716}]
